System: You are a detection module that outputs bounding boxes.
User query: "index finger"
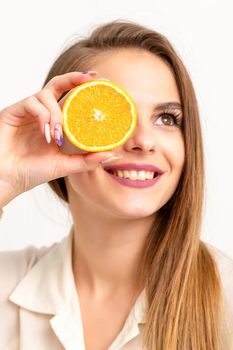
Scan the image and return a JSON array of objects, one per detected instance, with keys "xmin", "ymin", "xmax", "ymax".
[{"xmin": 44, "ymin": 72, "xmax": 95, "ymax": 100}]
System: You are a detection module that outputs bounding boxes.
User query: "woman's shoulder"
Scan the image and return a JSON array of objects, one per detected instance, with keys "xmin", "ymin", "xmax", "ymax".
[
  {"xmin": 205, "ymin": 242, "xmax": 233, "ymax": 333},
  {"xmin": 0, "ymin": 241, "xmax": 58, "ymax": 300},
  {"xmin": 205, "ymin": 242, "xmax": 233, "ymax": 296},
  {"xmin": 205, "ymin": 242, "xmax": 233, "ymax": 278}
]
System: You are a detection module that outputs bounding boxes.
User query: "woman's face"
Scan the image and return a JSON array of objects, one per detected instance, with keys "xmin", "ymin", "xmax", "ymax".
[{"xmin": 65, "ymin": 48, "xmax": 185, "ymax": 219}]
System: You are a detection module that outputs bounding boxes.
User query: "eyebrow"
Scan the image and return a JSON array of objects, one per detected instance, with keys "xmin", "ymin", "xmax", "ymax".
[{"xmin": 153, "ymin": 102, "xmax": 183, "ymax": 112}]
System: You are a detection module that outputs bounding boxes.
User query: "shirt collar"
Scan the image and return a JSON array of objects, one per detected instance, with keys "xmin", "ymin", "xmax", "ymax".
[
  {"xmin": 133, "ymin": 288, "xmax": 148, "ymax": 324},
  {"xmin": 9, "ymin": 229, "xmax": 87, "ymax": 349},
  {"xmin": 9, "ymin": 228, "xmax": 147, "ymax": 349}
]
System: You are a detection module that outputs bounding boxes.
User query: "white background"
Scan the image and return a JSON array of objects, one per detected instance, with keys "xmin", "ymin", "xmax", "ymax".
[{"xmin": 0, "ymin": 0, "xmax": 232, "ymax": 257}]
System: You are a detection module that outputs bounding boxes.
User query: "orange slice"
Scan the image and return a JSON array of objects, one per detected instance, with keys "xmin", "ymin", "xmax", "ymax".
[{"xmin": 62, "ymin": 79, "xmax": 137, "ymax": 152}]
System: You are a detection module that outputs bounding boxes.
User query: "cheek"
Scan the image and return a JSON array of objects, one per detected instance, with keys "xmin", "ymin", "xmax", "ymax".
[
  {"xmin": 162, "ymin": 132, "xmax": 185, "ymax": 173},
  {"xmin": 66, "ymin": 171, "xmax": 106, "ymax": 203},
  {"xmin": 157, "ymin": 134, "xmax": 185, "ymax": 207},
  {"xmin": 175, "ymin": 138, "xmax": 185, "ymax": 172},
  {"xmin": 66, "ymin": 173, "xmax": 91, "ymax": 197}
]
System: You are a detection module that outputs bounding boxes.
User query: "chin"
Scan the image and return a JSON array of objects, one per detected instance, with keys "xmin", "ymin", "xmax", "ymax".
[{"xmin": 109, "ymin": 202, "xmax": 158, "ymax": 219}]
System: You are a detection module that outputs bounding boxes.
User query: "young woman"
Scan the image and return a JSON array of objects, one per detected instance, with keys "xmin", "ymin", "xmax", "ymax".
[{"xmin": 0, "ymin": 20, "xmax": 232, "ymax": 350}]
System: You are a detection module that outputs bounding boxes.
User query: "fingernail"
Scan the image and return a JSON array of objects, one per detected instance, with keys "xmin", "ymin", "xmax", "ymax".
[
  {"xmin": 82, "ymin": 70, "xmax": 98, "ymax": 75},
  {"xmin": 101, "ymin": 156, "xmax": 123, "ymax": 164},
  {"xmin": 54, "ymin": 123, "xmax": 63, "ymax": 147},
  {"xmin": 87, "ymin": 70, "xmax": 98, "ymax": 75},
  {"xmin": 44, "ymin": 123, "xmax": 51, "ymax": 143}
]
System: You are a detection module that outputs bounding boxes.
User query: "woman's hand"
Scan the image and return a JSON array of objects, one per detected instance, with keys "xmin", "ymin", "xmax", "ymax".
[{"xmin": 0, "ymin": 72, "xmax": 117, "ymax": 206}]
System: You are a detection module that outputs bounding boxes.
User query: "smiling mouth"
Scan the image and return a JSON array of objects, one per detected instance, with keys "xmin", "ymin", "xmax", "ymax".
[{"xmin": 105, "ymin": 169, "xmax": 158, "ymax": 180}]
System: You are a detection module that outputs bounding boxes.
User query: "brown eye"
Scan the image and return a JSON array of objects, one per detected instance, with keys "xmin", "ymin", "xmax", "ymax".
[
  {"xmin": 161, "ymin": 114, "xmax": 174, "ymax": 125},
  {"xmin": 154, "ymin": 111, "xmax": 182, "ymax": 128},
  {"xmin": 156, "ymin": 114, "xmax": 176, "ymax": 126}
]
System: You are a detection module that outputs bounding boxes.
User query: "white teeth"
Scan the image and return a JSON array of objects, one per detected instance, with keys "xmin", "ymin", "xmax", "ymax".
[
  {"xmin": 128, "ymin": 170, "xmax": 137, "ymax": 180},
  {"xmin": 137, "ymin": 171, "xmax": 146, "ymax": 180},
  {"xmin": 146, "ymin": 171, "xmax": 154, "ymax": 180},
  {"xmin": 122, "ymin": 170, "xmax": 130, "ymax": 178},
  {"xmin": 112, "ymin": 170, "xmax": 155, "ymax": 180},
  {"xmin": 116, "ymin": 170, "xmax": 124, "ymax": 178}
]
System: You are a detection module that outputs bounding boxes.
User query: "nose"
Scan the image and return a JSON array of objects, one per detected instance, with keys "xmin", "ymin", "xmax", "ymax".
[{"xmin": 123, "ymin": 119, "xmax": 156, "ymax": 155}]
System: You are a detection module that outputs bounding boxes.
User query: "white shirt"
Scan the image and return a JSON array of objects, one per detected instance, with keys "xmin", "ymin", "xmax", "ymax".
[{"xmin": 0, "ymin": 229, "xmax": 233, "ymax": 349}]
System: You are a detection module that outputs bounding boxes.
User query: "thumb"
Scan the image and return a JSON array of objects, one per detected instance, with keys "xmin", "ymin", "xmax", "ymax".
[{"xmin": 53, "ymin": 152, "xmax": 123, "ymax": 178}]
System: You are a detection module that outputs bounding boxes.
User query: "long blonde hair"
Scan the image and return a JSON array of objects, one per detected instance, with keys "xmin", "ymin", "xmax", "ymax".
[{"xmin": 43, "ymin": 20, "xmax": 228, "ymax": 349}]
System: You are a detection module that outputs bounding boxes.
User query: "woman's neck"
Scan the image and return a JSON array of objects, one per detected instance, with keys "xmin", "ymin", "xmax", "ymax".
[{"xmin": 71, "ymin": 202, "xmax": 154, "ymax": 299}]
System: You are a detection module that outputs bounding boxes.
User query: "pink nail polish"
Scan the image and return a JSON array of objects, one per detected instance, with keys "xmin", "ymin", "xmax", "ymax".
[
  {"xmin": 44, "ymin": 123, "xmax": 51, "ymax": 144},
  {"xmin": 54, "ymin": 124, "xmax": 63, "ymax": 146}
]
